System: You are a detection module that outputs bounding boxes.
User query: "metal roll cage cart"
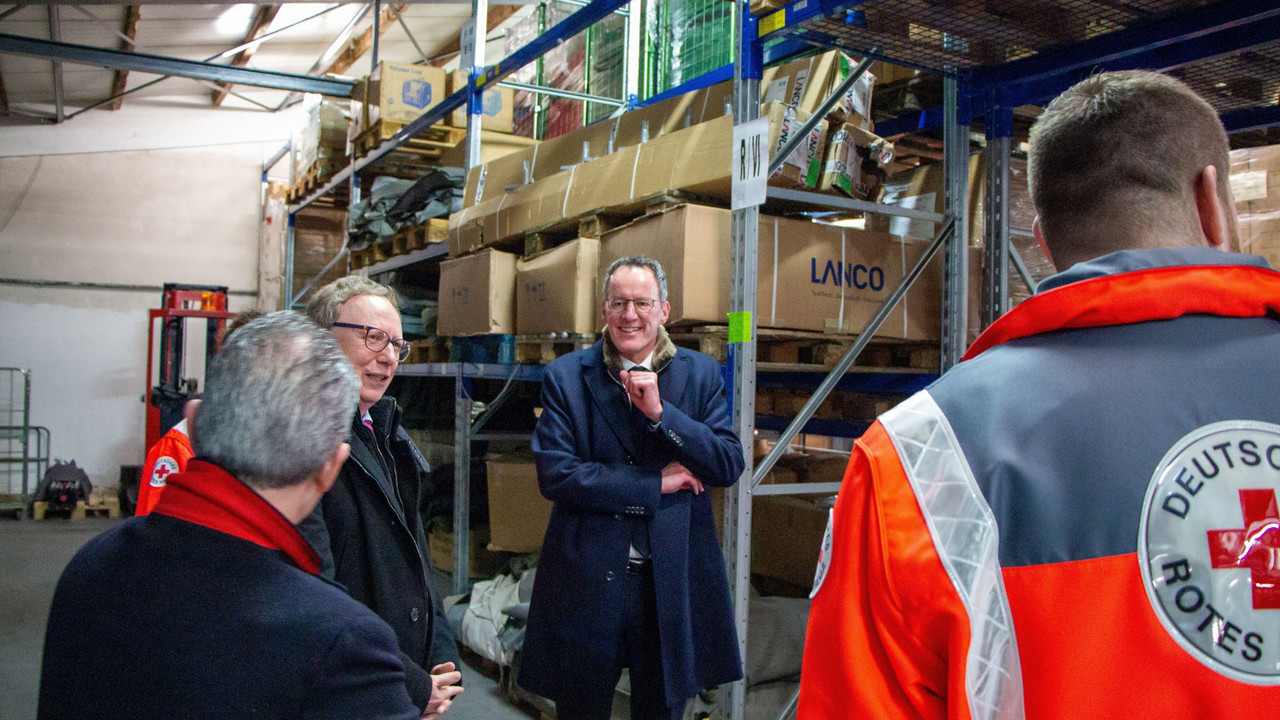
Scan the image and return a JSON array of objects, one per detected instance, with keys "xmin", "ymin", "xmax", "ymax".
[{"xmin": 283, "ymin": 2, "xmax": 1280, "ymax": 718}]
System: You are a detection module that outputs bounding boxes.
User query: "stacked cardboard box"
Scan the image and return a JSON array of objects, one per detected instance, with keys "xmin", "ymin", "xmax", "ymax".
[
  {"xmin": 448, "ymin": 71, "xmax": 515, "ymax": 134},
  {"xmin": 597, "ymin": 203, "xmax": 946, "ymax": 340},
  {"xmin": 818, "ymin": 123, "xmax": 894, "ymax": 200},
  {"xmin": 437, "ymin": 248, "xmax": 518, "ymax": 336},
  {"xmin": 485, "ymin": 454, "xmax": 554, "ymax": 553},
  {"xmin": 1231, "ymin": 144, "xmax": 1280, "ymax": 269},
  {"xmin": 294, "ymin": 95, "xmax": 350, "ymax": 179},
  {"xmin": 516, "ymin": 238, "xmax": 601, "ymax": 335}
]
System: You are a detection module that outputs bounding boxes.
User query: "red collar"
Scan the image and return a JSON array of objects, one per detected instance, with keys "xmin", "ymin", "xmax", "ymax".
[
  {"xmin": 153, "ymin": 460, "xmax": 321, "ymax": 575},
  {"xmin": 965, "ymin": 264, "xmax": 1280, "ymax": 361}
]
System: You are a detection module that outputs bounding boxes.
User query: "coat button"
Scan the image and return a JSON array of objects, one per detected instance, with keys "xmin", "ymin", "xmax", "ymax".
[
  {"xmin": 614, "ymin": 514, "xmax": 621, "ymax": 520},
  {"xmin": 605, "ymin": 570, "xmax": 615, "ymax": 581},
  {"xmin": 410, "ymin": 607, "xmax": 421, "ymax": 622}
]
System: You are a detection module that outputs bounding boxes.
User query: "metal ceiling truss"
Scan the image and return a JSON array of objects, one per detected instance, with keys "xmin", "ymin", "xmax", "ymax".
[{"xmin": 0, "ymin": 32, "xmax": 355, "ymax": 96}]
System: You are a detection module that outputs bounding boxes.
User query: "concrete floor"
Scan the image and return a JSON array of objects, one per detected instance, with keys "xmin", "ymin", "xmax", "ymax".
[{"xmin": 0, "ymin": 516, "xmax": 542, "ymax": 720}]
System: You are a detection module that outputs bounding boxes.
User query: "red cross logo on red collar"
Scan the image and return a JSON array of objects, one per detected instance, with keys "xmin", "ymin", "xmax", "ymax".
[
  {"xmin": 1207, "ymin": 489, "xmax": 1280, "ymax": 610},
  {"xmin": 152, "ymin": 462, "xmax": 175, "ymax": 481}
]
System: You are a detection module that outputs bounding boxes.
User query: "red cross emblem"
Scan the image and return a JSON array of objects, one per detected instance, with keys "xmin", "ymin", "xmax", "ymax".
[
  {"xmin": 1207, "ymin": 489, "xmax": 1280, "ymax": 611},
  {"xmin": 153, "ymin": 463, "xmax": 174, "ymax": 480}
]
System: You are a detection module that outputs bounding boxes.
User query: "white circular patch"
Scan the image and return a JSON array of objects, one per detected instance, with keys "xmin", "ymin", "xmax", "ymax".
[
  {"xmin": 1138, "ymin": 421, "xmax": 1280, "ymax": 685},
  {"xmin": 150, "ymin": 456, "xmax": 179, "ymax": 488}
]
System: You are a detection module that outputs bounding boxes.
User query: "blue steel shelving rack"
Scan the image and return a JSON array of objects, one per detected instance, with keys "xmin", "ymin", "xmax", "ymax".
[{"xmin": 286, "ymin": 2, "xmax": 1280, "ymax": 718}]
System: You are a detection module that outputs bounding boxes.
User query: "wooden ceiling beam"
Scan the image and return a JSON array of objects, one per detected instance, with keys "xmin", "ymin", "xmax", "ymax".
[
  {"xmin": 429, "ymin": 4, "xmax": 520, "ymax": 68},
  {"xmin": 321, "ymin": 4, "xmax": 409, "ymax": 77},
  {"xmin": 211, "ymin": 4, "xmax": 281, "ymax": 107},
  {"xmin": 107, "ymin": 5, "xmax": 142, "ymax": 111}
]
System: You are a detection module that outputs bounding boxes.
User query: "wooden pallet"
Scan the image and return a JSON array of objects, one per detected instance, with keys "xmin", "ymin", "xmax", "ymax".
[
  {"xmin": 514, "ymin": 333, "xmax": 596, "ymax": 364},
  {"xmin": 354, "ymin": 120, "xmax": 467, "ymax": 161},
  {"xmin": 666, "ymin": 324, "xmax": 940, "ymax": 370},
  {"xmin": 392, "ymin": 218, "xmax": 449, "ymax": 255},
  {"xmin": 33, "ymin": 498, "xmax": 120, "ymax": 520}
]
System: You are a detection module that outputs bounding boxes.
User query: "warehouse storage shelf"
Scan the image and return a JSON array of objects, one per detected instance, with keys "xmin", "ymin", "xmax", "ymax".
[
  {"xmin": 717, "ymin": 2, "xmax": 1280, "ymax": 718},
  {"xmin": 358, "ymin": 242, "xmax": 450, "ymax": 277},
  {"xmin": 281, "ymin": 1, "xmax": 1280, "ymax": 717}
]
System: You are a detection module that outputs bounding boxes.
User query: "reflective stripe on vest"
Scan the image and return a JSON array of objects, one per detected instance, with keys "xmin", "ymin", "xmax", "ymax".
[{"xmin": 879, "ymin": 391, "xmax": 1026, "ymax": 720}]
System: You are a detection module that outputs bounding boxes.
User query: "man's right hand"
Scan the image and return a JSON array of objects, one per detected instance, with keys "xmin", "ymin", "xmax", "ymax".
[
  {"xmin": 661, "ymin": 461, "xmax": 705, "ymax": 495},
  {"xmin": 422, "ymin": 663, "xmax": 464, "ymax": 719}
]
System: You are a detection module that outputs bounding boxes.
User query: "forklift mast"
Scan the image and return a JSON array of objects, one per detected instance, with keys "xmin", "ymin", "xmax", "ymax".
[{"xmin": 144, "ymin": 284, "xmax": 235, "ymax": 455}]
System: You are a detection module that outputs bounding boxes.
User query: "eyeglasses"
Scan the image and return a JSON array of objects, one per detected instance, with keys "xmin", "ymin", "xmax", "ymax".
[
  {"xmin": 605, "ymin": 297, "xmax": 658, "ymax": 315},
  {"xmin": 332, "ymin": 322, "xmax": 412, "ymax": 361}
]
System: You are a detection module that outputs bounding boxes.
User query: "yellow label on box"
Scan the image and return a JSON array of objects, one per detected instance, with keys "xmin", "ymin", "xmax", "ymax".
[{"xmin": 759, "ymin": 9, "xmax": 785, "ymax": 36}]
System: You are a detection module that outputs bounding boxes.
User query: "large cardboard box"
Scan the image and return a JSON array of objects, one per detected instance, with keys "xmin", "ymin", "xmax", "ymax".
[
  {"xmin": 867, "ymin": 153, "xmax": 1036, "ymax": 248},
  {"xmin": 1239, "ymin": 213, "xmax": 1280, "ymax": 269},
  {"xmin": 457, "ymin": 50, "xmax": 865, "ymax": 212},
  {"xmin": 751, "ymin": 495, "xmax": 830, "ymax": 590},
  {"xmin": 1231, "ymin": 144, "xmax": 1280, "ymax": 215},
  {"xmin": 429, "ymin": 528, "xmax": 508, "ymax": 577},
  {"xmin": 485, "ymin": 456, "xmax": 554, "ymax": 553},
  {"xmin": 448, "ymin": 71, "xmax": 515, "ymax": 133},
  {"xmin": 516, "ymin": 237, "xmax": 601, "ymax": 334},
  {"xmin": 598, "ymin": 204, "xmax": 944, "ymax": 340},
  {"xmin": 818, "ymin": 123, "xmax": 893, "ymax": 200},
  {"xmin": 438, "ymin": 248, "xmax": 518, "ymax": 336},
  {"xmin": 366, "ymin": 62, "xmax": 448, "ymax": 126}
]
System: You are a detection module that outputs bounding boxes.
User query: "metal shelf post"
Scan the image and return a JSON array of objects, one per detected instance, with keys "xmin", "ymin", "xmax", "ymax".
[
  {"xmin": 724, "ymin": 3, "xmax": 762, "ymax": 718},
  {"xmin": 983, "ymin": 104, "xmax": 1013, "ymax": 329},
  {"xmin": 941, "ymin": 75, "xmax": 970, "ymax": 370}
]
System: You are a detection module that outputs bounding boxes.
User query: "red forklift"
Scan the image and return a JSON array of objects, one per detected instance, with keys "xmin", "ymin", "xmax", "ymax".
[{"xmin": 124, "ymin": 284, "xmax": 235, "ymax": 513}]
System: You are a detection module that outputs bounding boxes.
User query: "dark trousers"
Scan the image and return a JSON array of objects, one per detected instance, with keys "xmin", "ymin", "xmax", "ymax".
[{"xmin": 554, "ymin": 560, "xmax": 685, "ymax": 720}]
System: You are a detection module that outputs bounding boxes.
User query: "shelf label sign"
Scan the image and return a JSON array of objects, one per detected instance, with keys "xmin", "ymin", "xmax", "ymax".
[
  {"xmin": 759, "ymin": 9, "xmax": 785, "ymax": 36},
  {"xmin": 732, "ymin": 117, "xmax": 769, "ymax": 210}
]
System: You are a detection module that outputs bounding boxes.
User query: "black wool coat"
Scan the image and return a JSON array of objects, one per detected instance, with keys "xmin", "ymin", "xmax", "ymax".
[{"xmin": 299, "ymin": 396, "xmax": 460, "ymax": 711}]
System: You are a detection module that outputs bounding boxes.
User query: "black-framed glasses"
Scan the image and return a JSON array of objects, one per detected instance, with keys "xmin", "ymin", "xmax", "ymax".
[
  {"xmin": 332, "ymin": 322, "xmax": 412, "ymax": 361},
  {"xmin": 605, "ymin": 296, "xmax": 658, "ymax": 315}
]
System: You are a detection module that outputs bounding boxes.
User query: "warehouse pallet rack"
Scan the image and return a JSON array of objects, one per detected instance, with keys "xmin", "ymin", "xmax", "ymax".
[{"xmin": 285, "ymin": 1, "xmax": 1280, "ymax": 718}]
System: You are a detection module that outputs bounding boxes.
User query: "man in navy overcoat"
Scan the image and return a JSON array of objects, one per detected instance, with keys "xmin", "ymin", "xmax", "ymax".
[{"xmin": 519, "ymin": 257, "xmax": 745, "ymax": 720}]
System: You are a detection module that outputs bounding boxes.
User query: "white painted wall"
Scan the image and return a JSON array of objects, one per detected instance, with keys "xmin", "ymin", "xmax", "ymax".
[{"xmin": 0, "ymin": 104, "xmax": 300, "ymax": 492}]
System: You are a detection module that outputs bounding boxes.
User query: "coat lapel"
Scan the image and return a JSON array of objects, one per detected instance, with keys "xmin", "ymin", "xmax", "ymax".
[
  {"xmin": 581, "ymin": 345, "xmax": 643, "ymax": 458},
  {"xmin": 659, "ymin": 352, "xmax": 689, "ymax": 409}
]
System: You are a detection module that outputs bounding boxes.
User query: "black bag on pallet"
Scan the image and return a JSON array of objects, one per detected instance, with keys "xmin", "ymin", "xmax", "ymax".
[{"xmin": 35, "ymin": 461, "xmax": 93, "ymax": 511}]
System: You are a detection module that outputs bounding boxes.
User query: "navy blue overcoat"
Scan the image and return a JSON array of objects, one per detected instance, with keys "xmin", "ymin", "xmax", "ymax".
[{"xmin": 519, "ymin": 332, "xmax": 745, "ymax": 707}]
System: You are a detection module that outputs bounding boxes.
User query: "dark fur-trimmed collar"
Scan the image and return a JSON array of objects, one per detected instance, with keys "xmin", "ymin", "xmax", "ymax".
[{"xmin": 602, "ymin": 325, "xmax": 677, "ymax": 373}]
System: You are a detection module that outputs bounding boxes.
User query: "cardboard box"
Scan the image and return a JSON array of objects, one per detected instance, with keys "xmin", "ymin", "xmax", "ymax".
[
  {"xmin": 485, "ymin": 456, "xmax": 554, "ymax": 553},
  {"xmin": 438, "ymin": 248, "xmax": 518, "ymax": 336},
  {"xmin": 516, "ymin": 237, "xmax": 601, "ymax": 335},
  {"xmin": 448, "ymin": 71, "xmax": 515, "ymax": 133},
  {"xmin": 769, "ymin": 103, "xmax": 828, "ymax": 189},
  {"xmin": 457, "ymin": 50, "xmax": 861, "ymax": 212},
  {"xmin": 867, "ymin": 153, "xmax": 1036, "ymax": 248},
  {"xmin": 599, "ymin": 204, "xmax": 944, "ymax": 340},
  {"xmin": 429, "ymin": 527, "xmax": 508, "ymax": 577},
  {"xmin": 1239, "ymin": 212, "xmax": 1280, "ymax": 269},
  {"xmin": 751, "ymin": 495, "xmax": 830, "ymax": 590},
  {"xmin": 819, "ymin": 123, "xmax": 894, "ymax": 200},
  {"xmin": 366, "ymin": 62, "xmax": 448, "ymax": 126},
  {"xmin": 1231, "ymin": 144, "xmax": 1280, "ymax": 215}
]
